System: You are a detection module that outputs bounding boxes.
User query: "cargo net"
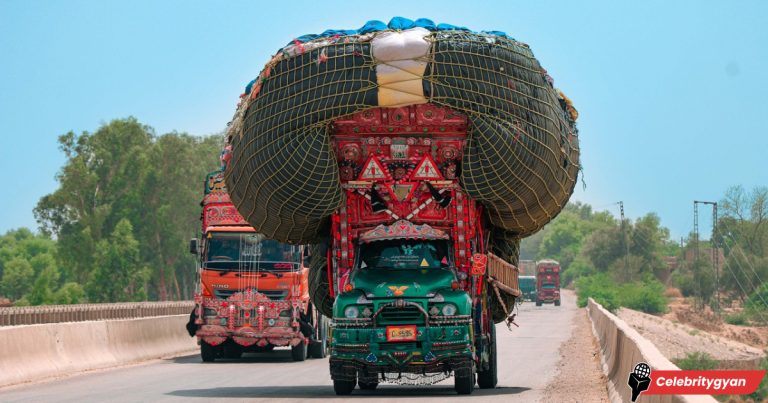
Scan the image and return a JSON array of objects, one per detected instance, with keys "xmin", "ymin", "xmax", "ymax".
[{"xmin": 225, "ymin": 29, "xmax": 579, "ymax": 320}]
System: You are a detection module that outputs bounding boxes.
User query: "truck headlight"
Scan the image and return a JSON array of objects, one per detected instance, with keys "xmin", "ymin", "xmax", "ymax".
[
  {"xmin": 344, "ymin": 306, "xmax": 359, "ymax": 318},
  {"xmin": 441, "ymin": 304, "xmax": 457, "ymax": 316}
]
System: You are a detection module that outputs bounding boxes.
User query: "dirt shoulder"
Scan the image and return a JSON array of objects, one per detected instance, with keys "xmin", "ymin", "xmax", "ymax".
[
  {"xmin": 543, "ymin": 307, "xmax": 609, "ymax": 403},
  {"xmin": 618, "ymin": 306, "xmax": 764, "ymax": 368}
]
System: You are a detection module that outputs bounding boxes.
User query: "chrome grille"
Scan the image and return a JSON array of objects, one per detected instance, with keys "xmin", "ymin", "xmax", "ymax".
[{"xmin": 378, "ymin": 306, "xmax": 423, "ymax": 324}]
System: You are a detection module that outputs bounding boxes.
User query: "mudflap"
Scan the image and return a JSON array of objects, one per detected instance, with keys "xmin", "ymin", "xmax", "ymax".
[
  {"xmin": 299, "ymin": 311, "xmax": 314, "ymax": 338},
  {"xmin": 186, "ymin": 309, "xmax": 198, "ymax": 337}
]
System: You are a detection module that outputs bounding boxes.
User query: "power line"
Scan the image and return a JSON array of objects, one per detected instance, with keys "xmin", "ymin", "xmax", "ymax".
[
  {"xmin": 694, "ymin": 200, "xmax": 719, "ymax": 313},
  {"xmin": 712, "ymin": 223, "xmax": 768, "ymax": 324},
  {"xmin": 717, "ymin": 218, "xmax": 768, "ymax": 312}
]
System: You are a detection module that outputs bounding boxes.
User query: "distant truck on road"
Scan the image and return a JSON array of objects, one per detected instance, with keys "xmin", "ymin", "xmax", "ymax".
[
  {"xmin": 518, "ymin": 260, "xmax": 536, "ymax": 276},
  {"xmin": 535, "ymin": 259, "xmax": 561, "ymax": 307},
  {"xmin": 519, "ymin": 276, "xmax": 536, "ymax": 302}
]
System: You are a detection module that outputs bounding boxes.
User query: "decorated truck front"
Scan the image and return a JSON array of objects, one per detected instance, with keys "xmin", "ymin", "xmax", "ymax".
[
  {"xmin": 190, "ymin": 170, "xmax": 326, "ymax": 362},
  {"xmin": 331, "ymin": 221, "xmax": 474, "ymax": 391},
  {"xmin": 535, "ymin": 259, "xmax": 561, "ymax": 307}
]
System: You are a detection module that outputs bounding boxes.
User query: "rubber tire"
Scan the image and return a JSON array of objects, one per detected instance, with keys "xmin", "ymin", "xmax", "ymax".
[
  {"xmin": 308, "ymin": 316, "xmax": 328, "ymax": 359},
  {"xmin": 308, "ymin": 243, "xmax": 333, "ymax": 317},
  {"xmin": 454, "ymin": 369, "xmax": 475, "ymax": 395},
  {"xmin": 291, "ymin": 341, "xmax": 307, "ymax": 361},
  {"xmin": 535, "ymin": 300, "xmax": 542, "ymax": 307},
  {"xmin": 477, "ymin": 324, "xmax": 498, "ymax": 389},
  {"xmin": 358, "ymin": 380, "xmax": 378, "ymax": 390},
  {"xmin": 200, "ymin": 342, "xmax": 217, "ymax": 363},
  {"xmin": 334, "ymin": 379, "xmax": 356, "ymax": 395},
  {"xmin": 555, "ymin": 299, "xmax": 561, "ymax": 306}
]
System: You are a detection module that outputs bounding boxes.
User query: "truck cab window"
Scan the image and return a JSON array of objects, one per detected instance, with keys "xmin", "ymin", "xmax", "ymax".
[{"xmin": 358, "ymin": 239, "xmax": 450, "ymax": 270}]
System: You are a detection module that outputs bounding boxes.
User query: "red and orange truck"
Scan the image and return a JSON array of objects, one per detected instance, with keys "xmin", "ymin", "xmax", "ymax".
[
  {"xmin": 535, "ymin": 259, "xmax": 561, "ymax": 307},
  {"xmin": 187, "ymin": 170, "xmax": 327, "ymax": 362}
]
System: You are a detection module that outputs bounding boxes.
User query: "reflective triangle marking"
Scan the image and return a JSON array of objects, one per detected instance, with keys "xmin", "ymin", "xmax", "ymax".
[
  {"xmin": 420, "ymin": 258, "xmax": 429, "ymax": 267},
  {"xmin": 358, "ymin": 156, "xmax": 389, "ymax": 180},
  {"xmin": 411, "ymin": 155, "xmax": 443, "ymax": 180}
]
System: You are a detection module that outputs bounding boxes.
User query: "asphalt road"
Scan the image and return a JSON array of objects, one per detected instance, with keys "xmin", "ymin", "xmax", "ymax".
[{"xmin": 0, "ymin": 291, "xmax": 579, "ymax": 402}]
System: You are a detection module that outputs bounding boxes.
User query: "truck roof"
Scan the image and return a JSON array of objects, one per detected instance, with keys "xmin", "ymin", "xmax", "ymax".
[{"xmin": 204, "ymin": 226, "xmax": 256, "ymax": 233}]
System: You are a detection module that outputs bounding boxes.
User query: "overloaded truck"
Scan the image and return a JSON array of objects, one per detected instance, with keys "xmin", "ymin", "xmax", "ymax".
[
  {"xmin": 535, "ymin": 259, "xmax": 561, "ymax": 307},
  {"xmin": 221, "ymin": 17, "xmax": 580, "ymax": 394},
  {"xmin": 187, "ymin": 169, "xmax": 327, "ymax": 362}
]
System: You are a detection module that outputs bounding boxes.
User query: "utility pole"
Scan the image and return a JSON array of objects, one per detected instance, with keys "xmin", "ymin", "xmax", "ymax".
[
  {"xmin": 619, "ymin": 201, "xmax": 629, "ymax": 278},
  {"xmin": 694, "ymin": 200, "xmax": 719, "ymax": 314}
]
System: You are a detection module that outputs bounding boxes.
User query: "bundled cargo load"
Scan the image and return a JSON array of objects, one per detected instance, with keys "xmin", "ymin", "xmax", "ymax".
[{"xmin": 224, "ymin": 17, "xmax": 580, "ymax": 246}]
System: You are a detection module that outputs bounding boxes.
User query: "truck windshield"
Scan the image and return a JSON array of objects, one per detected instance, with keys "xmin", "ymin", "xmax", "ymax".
[
  {"xmin": 358, "ymin": 239, "xmax": 450, "ymax": 270},
  {"xmin": 205, "ymin": 232, "xmax": 300, "ymax": 270}
]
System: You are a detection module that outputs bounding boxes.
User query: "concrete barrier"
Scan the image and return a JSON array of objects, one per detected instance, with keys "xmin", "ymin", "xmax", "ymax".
[
  {"xmin": 0, "ymin": 315, "xmax": 197, "ymax": 388},
  {"xmin": 587, "ymin": 299, "xmax": 717, "ymax": 403}
]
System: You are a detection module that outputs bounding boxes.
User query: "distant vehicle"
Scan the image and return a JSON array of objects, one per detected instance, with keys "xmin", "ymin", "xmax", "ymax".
[
  {"xmin": 519, "ymin": 276, "xmax": 536, "ymax": 301},
  {"xmin": 187, "ymin": 169, "xmax": 326, "ymax": 362},
  {"xmin": 535, "ymin": 259, "xmax": 561, "ymax": 307},
  {"xmin": 518, "ymin": 260, "xmax": 536, "ymax": 276}
]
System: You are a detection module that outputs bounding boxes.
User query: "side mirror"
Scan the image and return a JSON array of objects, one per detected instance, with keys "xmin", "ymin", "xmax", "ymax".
[{"xmin": 189, "ymin": 238, "xmax": 199, "ymax": 255}]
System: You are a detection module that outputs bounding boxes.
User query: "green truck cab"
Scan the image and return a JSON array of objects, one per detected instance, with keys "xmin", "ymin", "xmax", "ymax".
[
  {"xmin": 330, "ymin": 237, "xmax": 475, "ymax": 393},
  {"xmin": 519, "ymin": 276, "xmax": 536, "ymax": 301}
]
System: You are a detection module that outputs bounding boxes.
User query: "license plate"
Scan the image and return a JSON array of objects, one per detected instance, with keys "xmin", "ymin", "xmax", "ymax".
[{"xmin": 386, "ymin": 325, "xmax": 417, "ymax": 342}]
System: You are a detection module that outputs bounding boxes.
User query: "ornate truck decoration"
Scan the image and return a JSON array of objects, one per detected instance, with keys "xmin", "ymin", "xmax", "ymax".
[
  {"xmin": 188, "ymin": 169, "xmax": 327, "ymax": 362},
  {"xmin": 222, "ymin": 17, "xmax": 579, "ymax": 395}
]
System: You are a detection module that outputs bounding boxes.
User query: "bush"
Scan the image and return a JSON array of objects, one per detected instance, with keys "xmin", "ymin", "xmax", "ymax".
[
  {"xmin": 746, "ymin": 283, "xmax": 768, "ymax": 311},
  {"xmin": 675, "ymin": 351, "xmax": 718, "ymax": 370},
  {"xmin": 575, "ymin": 273, "xmax": 667, "ymax": 314},
  {"xmin": 724, "ymin": 311, "xmax": 748, "ymax": 325},
  {"xmin": 575, "ymin": 273, "xmax": 619, "ymax": 311},
  {"xmin": 619, "ymin": 278, "xmax": 668, "ymax": 314}
]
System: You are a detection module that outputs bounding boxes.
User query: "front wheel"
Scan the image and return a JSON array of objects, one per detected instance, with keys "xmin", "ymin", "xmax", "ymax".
[
  {"xmin": 477, "ymin": 324, "xmax": 498, "ymax": 388},
  {"xmin": 200, "ymin": 341, "xmax": 218, "ymax": 362},
  {"xmin": 454, "ymin": 366, "xmax": 475, "ymax": 395},
  {"xmin": 535, "ymin": 300, "xmax": 542, "ymax": 307},
  {"xmin": 334, "ymin": 379, "xmax": 356, "ymax": 395},
  {"xmin": 555, "ymin": 299, "xmax": 561, "ymax": 306},
  {"xmin": 291, "ymin": 341, "xmax": 307, "ymax": 361}
]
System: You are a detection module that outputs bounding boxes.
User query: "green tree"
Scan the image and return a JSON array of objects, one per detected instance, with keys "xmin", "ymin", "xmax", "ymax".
[
  {"xmin": 1, "ymin": 257, "xmax": 34, "ymax": 300},
  {"xmin": 87, "ymin": 219, "xmax": 148, "ymax": 302},
  {"xmin": 53, "ymin": 282, "xmax": 85, "ymax": 304},
  {"xmin": 26, "ymin": 266, "xmax": 60, "ymax": 305},
  {"xmin": 34, "ymin": 118, "xmax": 221, "ymax": 301}
]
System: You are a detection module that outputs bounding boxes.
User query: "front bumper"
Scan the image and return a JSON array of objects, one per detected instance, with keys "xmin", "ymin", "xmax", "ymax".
[
  {"xmin": 196, "ymin": 324, "xmax": 306, "ymax": 347},
  {"xmin": 330, "ymin": 318, "xmax": 473, "ymax": 376},
  {"xmin": 329, "ymin": 355, "xmax": 474, "ymax": 381}
]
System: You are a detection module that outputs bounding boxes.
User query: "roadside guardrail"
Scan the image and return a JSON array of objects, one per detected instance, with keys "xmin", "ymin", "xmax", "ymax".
[{"xmin": 0, "ymin": 301, "xmax": 194, "ymax": 326}]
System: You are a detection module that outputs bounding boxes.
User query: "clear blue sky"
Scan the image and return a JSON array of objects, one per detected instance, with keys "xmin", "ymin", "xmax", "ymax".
[{"xmin": 1, "ymin": 0, "xmax": 766, "ymax": 240}]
